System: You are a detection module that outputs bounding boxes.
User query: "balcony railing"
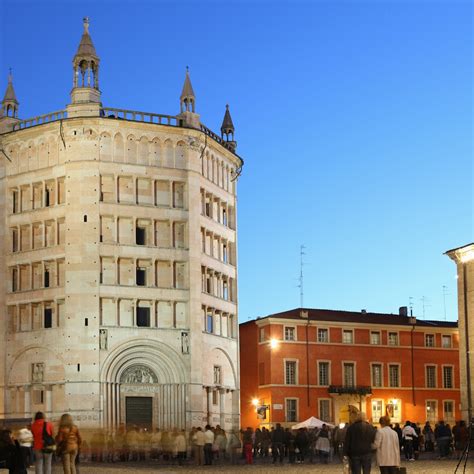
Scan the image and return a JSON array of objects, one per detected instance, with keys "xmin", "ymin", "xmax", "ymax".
[
  {"xmin": 100, "ymin": 107, "xmax": 180, "ymax": 126},
  {"xmin": 328, "ymin": 385, "xmax": 372, "ymax": 396},
  {"xmin": 12, "ymin": 110, "xmax": 68, "ymax": 131}
]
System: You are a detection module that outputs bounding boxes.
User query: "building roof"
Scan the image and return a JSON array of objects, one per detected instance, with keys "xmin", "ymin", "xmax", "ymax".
[
  {"xmin": 2, "ymin": 73, "xmax": 18, "ymax": 104},
  {"xmin": 221, "ymin": 104, "xmax": 234, "ymax": 132},
  {"xmin": 241, "ymin": 307, "xmax": 457, "ymax": 328},
  {"xmin": 75, "ymin": 17, "xmax": 98, "ymax": 59},
  {"xmin": 180, "ymin": 68, "xmax": 195, "ymax": 100}
]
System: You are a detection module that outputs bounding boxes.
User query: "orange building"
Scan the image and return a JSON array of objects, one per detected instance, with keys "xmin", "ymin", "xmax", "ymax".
[{"xmin": 240, "ymin": 308, "xmax": 460, "ymax": 429}]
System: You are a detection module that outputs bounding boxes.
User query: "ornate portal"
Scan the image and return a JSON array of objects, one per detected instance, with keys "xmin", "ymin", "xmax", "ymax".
[{"xmin": 120, "ymin": 365, "xmax": 158, "ymax": 384}]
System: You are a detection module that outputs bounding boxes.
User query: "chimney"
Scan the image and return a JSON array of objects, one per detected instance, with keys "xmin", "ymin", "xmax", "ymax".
[
  {"xmin": 300, "ymin": 310, "xmax": 308, "ymax": 319},
  {"xmin": 399, "ymin": 306, "xmax": 408, "ymax": 317},
  {"xmin": 361, "ymin": 309, "xmax": 367, "ymax": 314}
]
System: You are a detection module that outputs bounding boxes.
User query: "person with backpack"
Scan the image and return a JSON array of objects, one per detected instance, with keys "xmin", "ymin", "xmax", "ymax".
[
  {"xmin": 55, "ymin": 413, "xmax": 82, "ymax": 474},
  {"xmin": 31, "ymin": 412, "xmax": 55, "ymax": 474}
]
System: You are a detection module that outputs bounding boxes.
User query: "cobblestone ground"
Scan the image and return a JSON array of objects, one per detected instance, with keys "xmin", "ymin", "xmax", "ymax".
[{"xmin": 34, "ymin": 457, "xmax": 472, "ymax": 474}]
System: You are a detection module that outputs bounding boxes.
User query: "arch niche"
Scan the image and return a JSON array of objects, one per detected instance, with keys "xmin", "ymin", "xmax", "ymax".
[{"xmin": 100, "ymin": 339, "xmax": 188, "ymax": 430}]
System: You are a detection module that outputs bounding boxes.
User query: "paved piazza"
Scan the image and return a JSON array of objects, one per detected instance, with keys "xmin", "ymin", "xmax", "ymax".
[{"xmin": 26, "ymin": 459, "xmax": 469, "ymax": 474}]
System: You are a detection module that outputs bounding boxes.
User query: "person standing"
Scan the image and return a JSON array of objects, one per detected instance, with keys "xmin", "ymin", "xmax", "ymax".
[
  {"xmin": 434, "ymin": 420, "xmax": 452, "ymax": 459},
  {"xmin": 203, "ymin": 425, "xmax": 214, "ymax": 465},
  {"xmin": 31, "ymin": 412, "xmax": 55, "ymax": 474},
  {"xmin": 55, "ymin": 413, "xmax": 82, "ymax": 474},
  {"xmin": 343, "ymin": 413, "xmax": 376, "ymax": 474},
  {"xmin": 271, "ymin": 423, "xmax": 285, "ymax": 464},
  {"xmin": 0, "ymin": 429, "xmax": 27, "ymax": 474},
  {"xmin": 372, "ymin": 416, "xmax": 400, "ymax": 474},
  {"xmin": 453, "ymin": 420, "xmax": 469, "ymax": 459},
  {"xmin": 242, "ymin": 427, "xmax": 254, "ymax": 464},
  {"xmin": 16, "ymin": 425, "xmax": 33, "ymax": 468},
  {"xmin": 192, "ymin": 427, "xmax": 204, "ymax": 465},
  {"xmin": 401, "ymin": 421, "xmax": 417, "ymax": 461}
]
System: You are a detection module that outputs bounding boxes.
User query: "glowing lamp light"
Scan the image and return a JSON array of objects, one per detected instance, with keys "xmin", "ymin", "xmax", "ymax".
[
  {"xmin": 339, "ymin": 423, "xmax": 345, "ymax": 429},
  {"xmin": 270, "ymin": 338, "xmax": 279, "ymax": 349},
  {"xmin": 252, "ymin": 398, "xmax": 259, "ymax": 406}
]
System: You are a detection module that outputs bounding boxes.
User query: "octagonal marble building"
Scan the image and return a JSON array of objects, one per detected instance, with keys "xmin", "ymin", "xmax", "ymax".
[{"xmin": 0, "ymin": 18, "xmax": 242, "ymax": 430}]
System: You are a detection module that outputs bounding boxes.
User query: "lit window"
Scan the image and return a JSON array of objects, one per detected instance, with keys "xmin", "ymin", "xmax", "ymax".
[
  {"xmin": 426, "ymin": 400, "xmax": 437, "ymax": 423},
  {"xmin": 284, "ymin": 327, "xmax": 296, "ymax": 341},
  {"xmin": 317, "ymin": 328, "xmax": 329, "ymax": 343},
  {"xmin": 342, "ymin": 330, "xmax": 353, "ymax": 344},
  {"xmin": 444, "ymin": 400, "xmax": 454, "ymax": 421},
  {"xmin": 370, "ymin": 332, "xmax": 381, "ymax": 345},
  {"xmin": 425, "ymin": 334, "xmax": 435, "ymax": 347}
]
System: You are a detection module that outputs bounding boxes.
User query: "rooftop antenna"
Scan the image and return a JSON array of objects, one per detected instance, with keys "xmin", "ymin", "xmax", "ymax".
[
  {"xmin": 297, "ymin": 244, "xmax": 306, "ymax": 308},
  {"xmin": 442, "ymin": 285, "xmax": 449, "ymax": 321},
  {"xmin": 409, "ymin": 296, "xmax": 414, "ymax": 317},
  {"xmin": 420, "ymin": 296, "xmax": 431, "ymax": 319}
]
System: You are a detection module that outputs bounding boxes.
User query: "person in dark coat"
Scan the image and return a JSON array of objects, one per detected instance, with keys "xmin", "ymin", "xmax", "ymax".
[
  {"xmin": 271, "ymin": 423, "xmax": 285, "ymax": 464},
  {"xmin": 295, "ymin": 428, "xmax": 309, "ymax": 463},
  {"xmin": 343, "ymin": 413, "xmax": 376, "ymax": 474},
  {"xmin": 0, "ymin": 429, "xmax": 27, "ymax": 474}
]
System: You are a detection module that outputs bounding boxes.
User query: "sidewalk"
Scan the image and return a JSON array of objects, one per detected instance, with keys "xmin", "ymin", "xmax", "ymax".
[{"xmin": 38, "ymin": 458, "xmax": 468, "ymax": 474}]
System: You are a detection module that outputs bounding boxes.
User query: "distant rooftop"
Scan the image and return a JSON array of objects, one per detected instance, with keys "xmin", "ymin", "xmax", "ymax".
[{"xmin": 242, "ymin": 307, "xmax": 457, "ymax": 328}]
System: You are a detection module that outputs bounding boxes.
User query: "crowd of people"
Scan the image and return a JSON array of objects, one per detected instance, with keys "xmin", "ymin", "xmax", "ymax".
[{"xmin": 0, "ymin": 411, "xmax": 472, "ymax": 474}]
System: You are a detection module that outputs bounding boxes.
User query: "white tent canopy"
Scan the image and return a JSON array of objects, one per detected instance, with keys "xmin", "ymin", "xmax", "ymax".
[{"xmin": 291, "ymin": 416, "xmax": 335, "ymax": 430}]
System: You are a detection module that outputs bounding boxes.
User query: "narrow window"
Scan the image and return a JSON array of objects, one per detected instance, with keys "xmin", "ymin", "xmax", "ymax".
[
  {"xmin": 83, "ymin": 215, "xmax": 88, "ymax": 223},
  {"xmin": 206, "ymin": 313, "xmax": 213, "ymax": 333},
  {"xmin": 85, "ymin": 318, "xmax": 88, "ymax": 327},
  {"xmin": 343, "ymin": 363, "xmax": 355, "ymax": 387},
  {"xmin": 136, "ymin": 306, "xmax": 151, "ymax": 327},
  {"xmin": 285, "ymin": 361, "xmax": 297, "ymax": 385},
  {"xmin": 12, "ymin": 190, "xmax": 18, "ymax": 214},
  {"xmin": 44, "ymin": 269, "xmax": 50, "ymax": 288},
  {"xmin": 136, "ymin": 227, "xmax": 146, "ymax": 245},
  {"xmin": 44, "ymin": 308, "xmax": 52, "ymax": 328},
  {"xmin": 77, "ymin": 364, "xmax": 80, "ymax": 372},
  {"xmin": 45, "ymin": 188, "xmax": 50, "ymax": 207},
  {"xmin": 12, "ymin": 229, "xmax": 18, "ymax": 252},
  {"xmin": 136, "ymin": 267, "xmax": 146, "ymax": 286}
]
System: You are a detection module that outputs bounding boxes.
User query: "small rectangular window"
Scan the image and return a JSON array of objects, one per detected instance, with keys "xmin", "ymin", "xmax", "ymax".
[
  {"xmin": 259, "ymin": 328, "xmax": 265, "ymax": 342},
  {"xmin": 284, "ymin": 327, "xmax": 296, "ymax": 341},
  {"xmin": 44, "ymin": 308, "xmax": 52, "ymax": 329},
  {"xmin": 12, "ymin": 229, "xmax": 18, "ymax": 252},
  {"xmin": 425, "ymin": 334, "xmax": 435, "ymax": 347},
  {"xmin": 11, "ymin": 268, "xmax": 17, "ymax": 292},
  {"xmin": 319, "ymin": 399, "xmax": 330, "ymax": 422},
  {"xmin": 45, "ymin": 188, "xmax": 50, "ymax": 207},
  {"xmin": 388, "ymin": 332, "xmax": 398, "ymax": 346},
  {"xmin": 136, "ymin": 227, "xmax": 146, "ymax": 245},
  {"xmin": 44, "ymin": 270, "xmax": 50, "ymax": 288},
  {"xmin": 286, "ymin": 399, "xmax": 297, "ymax": 422},
  {"xmin": 442, "ymin": 335, "xmax": 452, "ymax": 348},
  {"xmin": 343, "ymin": 363, "xmax": 355, "ymax": 387},
  {"xmin": 342, "ymin": 330, "xmax": 353, "ymax": 344},
  {"xmin": 85, "ymin": 318, "xmax": 89, "ymax": 326},
  {"xmin": 12, "ymin": 190, "xmax": 18, "ymax": 214},
  {"xmin": 318, "ymin": 362, "xmax": 329, "ymax": 386},
  {"xmin": 317, "ymin": 328, "xmax": 329, "ymax": 343},
  {"xmin": 206, "ymin": 313, "xmax": 213, "ymax": 333},
  {"xmin": 136, "ymin": 307, "xmax": 151, "ymax": 327},
  {"xmin": 426, "ymin": 365, "xmax": 436, "ymax": 388},
  {"xmin": 389, "ymin": 365, "xmax": 400, "ymax": 387},
  {"xmin": 83, "ymin": 215, "xmax": 87, "ymax": 223},
  {"xmin": 136, "ymin": 268, "xmax": 146, "ymax": 286},
  {"xmin": 443, "ymin": 366, "xmax": 453, "ymax": 388},
  {"xmin": 370, "ymin": 332, "xmax": 381, "ymax": 345},
  {"xmin": 285, "ymin": 361, "xmax": 297, "ymax": 385},
  {"xmin": 372, "ymin": 364, "xmax": 382, "ymax": 387}
]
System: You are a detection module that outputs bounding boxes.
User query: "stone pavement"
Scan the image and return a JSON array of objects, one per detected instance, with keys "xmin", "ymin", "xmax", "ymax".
[{"xmin": 36, "ymin": 458, "xmax": 472, "ymax": 474}]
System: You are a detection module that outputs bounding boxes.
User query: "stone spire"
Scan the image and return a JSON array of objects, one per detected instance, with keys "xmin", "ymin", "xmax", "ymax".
[
  {"xmin": 1, "ymin": 69, "xmax": 19, "ymax": 118},
  {"xmin": 220, "ymin": 104, "xmax": 236, "ymax": 152},
  {"xmin": 180, "ymin": 67, "xmax": 195, "ymax": 113},
  {"xmin": 69, "ymin": 17, "xmax": 101, "ymax": 115},
  {"xmin": 178, "ymin": 67, "xmax": 200, "ymax": 128}
]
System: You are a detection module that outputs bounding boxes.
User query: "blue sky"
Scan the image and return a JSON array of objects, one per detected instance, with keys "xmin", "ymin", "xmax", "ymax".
[{"xmin": 1, "ymin": 0, "xmax": 472, "ymax": 322}]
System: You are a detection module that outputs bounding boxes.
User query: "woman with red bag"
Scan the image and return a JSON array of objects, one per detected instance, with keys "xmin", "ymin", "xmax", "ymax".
[{"xmin": 31, "ymin": 412, "xmax": 55, "ymax": 474}]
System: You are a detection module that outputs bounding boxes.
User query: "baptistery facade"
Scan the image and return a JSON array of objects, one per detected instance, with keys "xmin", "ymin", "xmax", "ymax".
[{"xmin": 0, "ymin": 18, "xmax": 242, "ymax": 430}]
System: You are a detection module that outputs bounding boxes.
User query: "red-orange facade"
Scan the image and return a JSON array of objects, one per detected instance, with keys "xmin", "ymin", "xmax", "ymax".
[{"xmin": 240, "ymin": 308, "xmax": 460, "ymax": 430}]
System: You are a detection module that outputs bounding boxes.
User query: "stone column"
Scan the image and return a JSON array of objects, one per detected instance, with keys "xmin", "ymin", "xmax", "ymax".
[
  {"xmin": 219, "ymin": 389, "xmax": 226, "ymax": 428},
  {"xmin": 24, "ymin": 386, "xmax": 31, "ymax": 418},
  {"xmin": 206, "ymin": 387, "xmax": 212, "ymax": 425},
  {"xmin": 45, "ymin": 385, "xmax": 53, "ymax": 414}
]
